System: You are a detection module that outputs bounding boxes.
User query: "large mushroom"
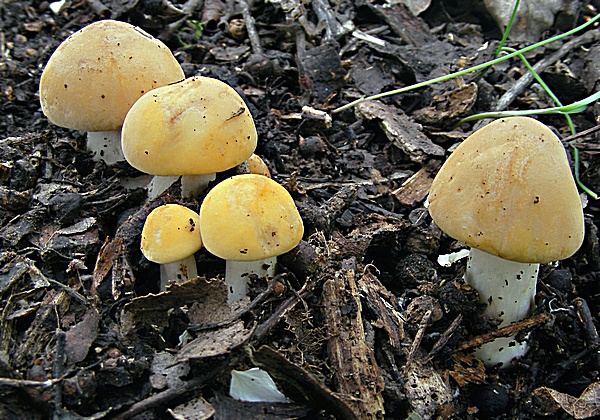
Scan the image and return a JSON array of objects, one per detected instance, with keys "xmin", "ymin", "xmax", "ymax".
[
  {"xmin": 428, "ymin": 116, "xmax": 584, "ymax": 367},
  {"xmin": 199, "ymin": 174, "xmax": 304, "ymax": 303},
  {"xmin": 121, "ymin": 76, "xmax": 257, "ymax": 199},
  {"xmin": 39, "ymin": 20, "xmax": 184, "ymax": 164}
]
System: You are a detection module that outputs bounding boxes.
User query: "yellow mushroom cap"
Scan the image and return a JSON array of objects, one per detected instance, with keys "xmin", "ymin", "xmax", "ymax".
[
  {"xmin": 121, "ymin": 76, "xmax": 258, "ymax": 176},
  {"xmin": 247, "ymin": 154, "xmax": 271, "ymax": 178},
  {"xmin": 428, "ymin": 117, "xmax": 584, "ymax": 264},
  {"xmin": 39, "ymin": 20, "xmax": 184, "ymax": 132},
  {"xmin": 199, "ymin": 174, "xmax": 304, "ymax": 261},
  {"xmin": 141, "ymin": 204, "xmax": 202, "ymax": 264}
]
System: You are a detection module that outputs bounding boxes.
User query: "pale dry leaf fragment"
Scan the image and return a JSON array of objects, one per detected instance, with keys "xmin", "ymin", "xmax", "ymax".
[
  {"xmin": 175, "ymin": 321, "xmax": 253, "ymax": 363},
  {"xmin": 389, "ymin": 0, "xmax": 431, "ymax": 16},
  {"xmin": 404, "ymin": 361, "xmax": 454, "ymax": 419},
  {"xmin": 121, "ymin": 277, "xmax": 226, "ymax": 329},
  {"xmin": 230, "ymin": 367, "xmax": 287, "ymax": 402},
  {"xmin": 150, "ymin": 351, "xmax": 190, "ymax": 390},
  {"xmin": 55, "ymin": 217, "xmax": 97, "ymax": 236},
  {"xmin": 533, "ymin": 382, "xmax": 600, "ymax": 419},
  {"xmin": 168, "ymin": 396, "xmax": 215, "ymax": 420}
]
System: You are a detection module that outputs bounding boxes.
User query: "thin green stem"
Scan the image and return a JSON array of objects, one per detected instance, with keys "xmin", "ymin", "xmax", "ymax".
[
  {"xmin": 498, "ymin": 47, "xmax": 575, "ymax": 134},
  {"xmin": 490, "ymin": 48, "xmax": 595, "ymax": 197},
  {"xmin": 495, "ymin": 0, "xmax": 520, "ymax": 58},
  {"xmin": 573, "ymin": 146, "xmax": 598, "ymax": 199},
  {"xmin": 332, "ymin": 12, "xmax": 600, "ymax": 114},
  {"xmin": 477, "ymin": 0, "xmax": 519, "ymax": 82},
  {"xmin": 458, "ymin": 90, "xmax": 600, "ymax": 122}
]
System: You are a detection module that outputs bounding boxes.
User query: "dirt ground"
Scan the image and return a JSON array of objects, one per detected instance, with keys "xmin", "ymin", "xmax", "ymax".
[{"xmin": 2, "ymin": 0, "xmax": 600, "ymax": 418}]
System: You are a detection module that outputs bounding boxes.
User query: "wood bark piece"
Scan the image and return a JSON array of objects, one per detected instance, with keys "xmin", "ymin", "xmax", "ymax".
[
  {"xmin": 365, "ymin": 1, "xmax": 435, "ymax": 47},
  {"xmin": 393, "ymin": 159, "xmax": 441, "ymax": 207},
  {"xmin": 357, "ymin": 269, "xmax": 405, "ymax": 348},
  {"xmin": 356, "ymin": 100, "xmax": 445, "ymax": 163},
  {"xmin": 321, "ymin": 258, "xmax": 385, "ymax": 419}
]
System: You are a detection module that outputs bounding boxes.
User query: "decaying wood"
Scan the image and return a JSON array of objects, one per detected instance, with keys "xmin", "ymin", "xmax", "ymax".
[
  {"xmin": 251, "ymin": 345, "xmax": 357, "ymax": 419},
  {"xmin": 321, "ymin": 258, "xmax": 385, "ymax": 419},
  {"xmin": 574, "ymin": 297, "xmax": 600, "ymax": 369},
  {"xmin": 402, "ymin": 304, "xmax": 454, "ymax": 419},
  {"xmin": 456, "ymin": 312, "xmax": 551, "ymax": 352},
  {"xmin": 393, "ymin": 159, "xmax": 441, "ymax": 207},
  {"xmin": 424, "ymin": 314, "xmax": 463, "ymax": 363},
  {"xmin": 357, "ymin": 269, "xmax": 405, "ymax": 348},
  {"xmin": 355, "ymin": 100, "xmax": 445, "ymax": 163}
]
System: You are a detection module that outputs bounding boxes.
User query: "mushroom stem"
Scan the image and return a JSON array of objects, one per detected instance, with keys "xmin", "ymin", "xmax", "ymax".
[
  {"xmin": 148, "ymin": 176, "xmax": 180, "ymax": 200},
  {"xmin": 465, "ymin": 247, "xmax": 539, "ymax": 367},
  {"xmin": 87, "ymin": 131, "xmax": 124, "ymax": 164},
  {"xmin": 181, "ymin": 173, "xmax": 216, "ymax": 197},
  {"xmin": 159, "ymin": 254, "xmax": 199, "ymax": 291},
  {"xmin": 225, "ymin": 256, "xmax": 277, "ymax": 303},
  {"xmin": 147, "ymin": 173, "xmax": 216, "ymax": 200}
]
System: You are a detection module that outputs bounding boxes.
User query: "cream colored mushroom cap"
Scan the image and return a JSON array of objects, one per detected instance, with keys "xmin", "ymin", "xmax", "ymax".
[
  {"xmin": 122, "ymin": 76, "xmax": 258, "ymax": 176},
  {"xmin": 39, "ymin": 20, "xmax": 184, "ymax": 132},
  {"xmin": 428, "ymin": 117, "xmax": 584, "ymax": 264},
  {"xmin": 199, "ymin": 174, "xmax": 304, "ymax": 261},
  {"xmin": 141, "ymin": 204, "xmax": 202, "ymax": 264}
]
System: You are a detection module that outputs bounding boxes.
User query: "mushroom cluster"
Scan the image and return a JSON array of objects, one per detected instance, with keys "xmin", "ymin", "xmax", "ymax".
[
  {"xmin": 39, "ymin": 19, "xmax": 184, "ymax": 164},
  {"xmin": 428, "ymin": 116, "xmax": 584, "ymax": 367},
  {"xmin": 40, "ymin": 20, "xmax": 299, "ymax": 301}
]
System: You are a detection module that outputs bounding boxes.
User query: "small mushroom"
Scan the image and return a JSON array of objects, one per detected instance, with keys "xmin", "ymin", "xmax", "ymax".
[
  {"xmin": 428, "ymin": 116, "xmax": 584, "ymax": 367},
  {"xmin": 121, "ymin": 76, "xmax": 258, "ymax": 199},
  {"xmin": 141, "ymin": 204, "xmax": 203, "ymax": 290},
  {"xmin": 199, "ymin": 174, "xmax": 304, "ymax": 303},
  {"xmin": 247, "ymin": 154, "xmax": 271, "ymax": 178},
  {"xmin": 39, "ymin": 20, "xmax": 184, "ymax": 164}
]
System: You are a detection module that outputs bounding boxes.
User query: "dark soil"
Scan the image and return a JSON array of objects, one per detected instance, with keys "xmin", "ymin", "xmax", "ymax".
[{"xmin": 2, "ymin": 0, "xmax": 600, "ymax": 418}]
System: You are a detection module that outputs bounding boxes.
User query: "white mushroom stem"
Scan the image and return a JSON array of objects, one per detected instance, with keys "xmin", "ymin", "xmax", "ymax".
[
  {"xmin": 87, "ymin": 131, "xmax": 124, "ymax": 164},
  {"xmin": 465, "ymin": 247, "xmax": 539, "ymax": 367},
  {"xmin": 148, "ymin": 176, "xmax": 180, "ymax": 200},
  {"xmin": 181, "ymin": 173, "xmax": 216, "ymax": 197},
  {"xmin": 159, "ymin": 255, "xmax": 199, "ymax": 291},
  {"xmin": 148, "ymin": 173, "xmax": 216, "ymax": 200},
  {"xmin": 225, "ymin": 257, "xmax": 277, "ymax": 303}
]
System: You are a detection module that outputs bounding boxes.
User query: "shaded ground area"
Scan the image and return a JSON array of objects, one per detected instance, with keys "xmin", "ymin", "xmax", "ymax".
[{"xmin": 1, "ymin": 0, "xmax": 600, "ymax": 418}]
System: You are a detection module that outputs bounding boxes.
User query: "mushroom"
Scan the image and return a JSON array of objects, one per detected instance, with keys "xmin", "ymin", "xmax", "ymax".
[
  {"xmin": 199, "ymin": 174, "xmax": 304, "ymax": 303},
  {"xmin": 39, "ymin": 20, "xmax": 184, "ymax": 165},
  {"xmin": 141, "ymin": 204, "xmax": 203, "ymax": 290},
  {"xmin": 121, "ymin": 76, "xmax": 258, "ymax": 199},
  {"xmin": 247, "ymin": 154, "xmax": 271, "ymax": 178},
  {"xmin": 428, "ymin": 116, "xmax": 584, "ymax": 367}
]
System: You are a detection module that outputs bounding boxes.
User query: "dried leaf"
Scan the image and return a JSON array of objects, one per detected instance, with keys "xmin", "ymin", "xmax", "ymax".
[
  {"xmin": 122, "ymin": 277, "xmax": 228, "ymax": 329},
  {"xmin": 150, "ymin": 351, "xmax": 190, "ymax": 390},
  {"xmin": 175, "ymin": 321, "xmax": 253, "ymax": 362},
  {"xmin": 412, "ymin": 83, "xmax": 478, "ymax": 126},
  {"xmin": 533, "ymin": 382, "xmax": 600, "ymax": 419},
  {"xmin": 91, "ymin": 238, "xmax": 122, "ymax": 298},
  {"xmin": 55, "ymin": 217, "xmax": 97, "ymax": 236},
  {"xmin": 404, "ymin": 361, "xmax": 454, "ymax": 418},
  {"xmin": 168, "ymin": 396, "xmax": 215, "ymax": 420},
  {"xmin": 64, "ymin": 309, "xmax": 100, "ymax": 365}
]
